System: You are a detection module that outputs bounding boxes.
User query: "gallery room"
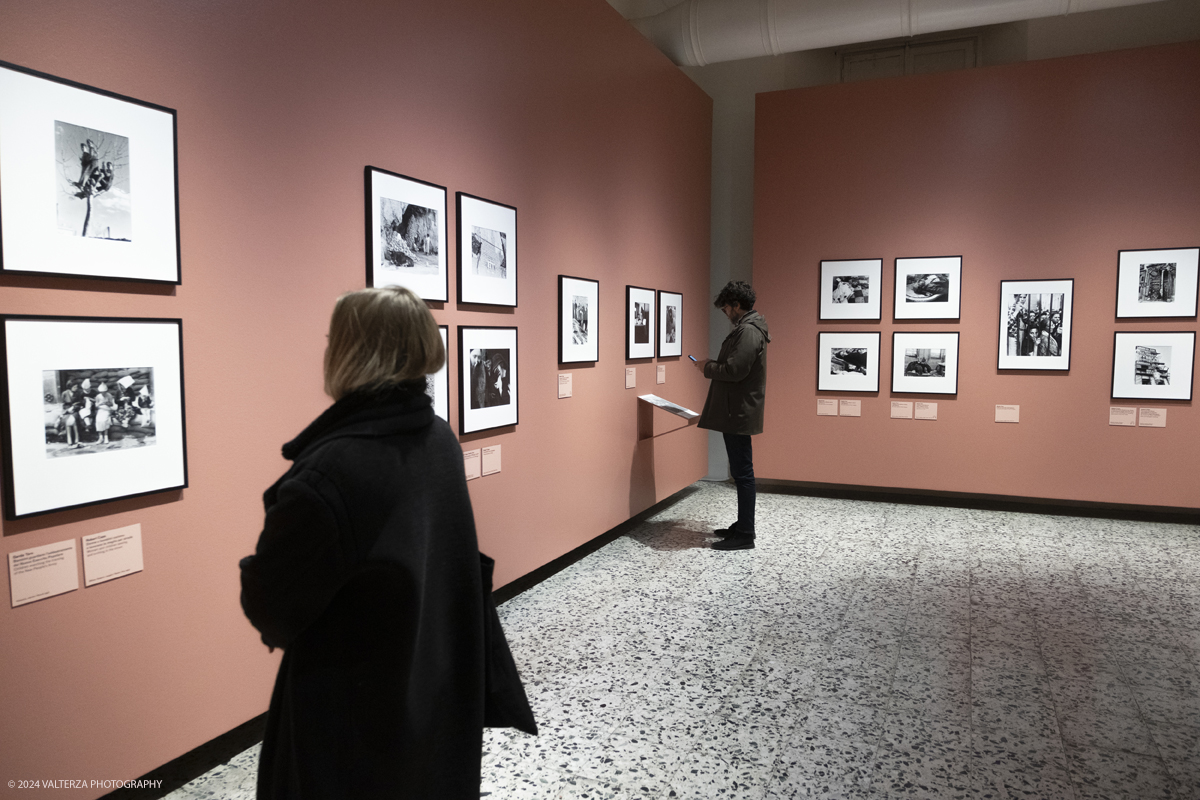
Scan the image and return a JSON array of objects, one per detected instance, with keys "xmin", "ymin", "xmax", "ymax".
[{"xmin": 1, "ymin": 0, "xmax": 1198, "ymax": 798}]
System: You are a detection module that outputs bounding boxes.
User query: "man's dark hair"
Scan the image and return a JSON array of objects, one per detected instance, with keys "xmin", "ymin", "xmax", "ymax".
[{"xmin": 714, "ymin": 280, "xmax": 755, "ymax": 311}]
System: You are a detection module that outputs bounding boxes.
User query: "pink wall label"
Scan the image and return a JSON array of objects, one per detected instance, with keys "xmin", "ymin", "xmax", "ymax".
[
  {"xmin": 839, "ymin": 399, "xmax": 861, "ymax": 417},
  {"xmin": 1138, "ymin": 408, "xmax": 1167, "ymax": 428},
  {"xmin": 463, "ymin": 448, "xmax": 482, "ymax": 481},
  {"xmin": 817, "ymin": 399, "xmax": 838, "ymax": 416},
  {"xmin": 890, "ymin": 401, "xmax": 913, "ymax": 419},
  {"xmin": 8, "ymin": 539, "xmax": 78, "ymax": 608},
  {"xmin": 915, "ymin": 402, "xmax": 938, "ymax": 421},
  {"xmin": 82, "ymin": 524, "xmax": 143, "ymax": 587},
  {"xmin": 482, "ymin": 445, "xmax": 502, "ymax": 475},
  {"xmin": 995, "ymin": 405, "xmax": 1020, "ymax": 423},
  {"xmin": 1109, "ymin": 406, "xmax": 1137, "ymax": 426}
]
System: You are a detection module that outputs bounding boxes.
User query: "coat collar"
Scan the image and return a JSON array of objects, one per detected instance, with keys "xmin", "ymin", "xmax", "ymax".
[{"xmin": 282, "ymin": 380, "xmax": 432, "ymax": 461}]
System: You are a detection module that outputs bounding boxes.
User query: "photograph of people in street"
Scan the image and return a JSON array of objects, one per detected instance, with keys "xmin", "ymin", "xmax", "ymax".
[
  {"xmin": 1005, "ymin": 293, "xmax": 1065, "ymax": 357},
  {"xmin": 469, "ymin": 348, "xmax": 510, "ymax": 409}
]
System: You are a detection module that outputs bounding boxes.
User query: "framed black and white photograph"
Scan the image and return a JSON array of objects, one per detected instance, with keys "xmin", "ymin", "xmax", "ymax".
[
  {"xmin": 817, "ymin": 332, "xmax": 881, "ymax": 393},
  {"xmin": 894, "ymin": 256, "xmax": 962, "ymax": 320},
  {"xmin": 820, "ymin": 259, "xmax": 883, "ymax": 320},
  {"xmin": 365, "ymin": 166, "xmax": 447, "ymax": 301},
  {"xmin": 425, "ymin": 326, "xmax": 450, "ymax": 423},
  {"xmin": 1111, "ymin": 331, "xmax": 1195, "ymax": 401},
  {"xmin": 457, "ymin": 193, "xmax": 517, "ymax": 306},
  {"xmin": 1115, "ymin": 247, "xmax": 1199, "ymax": 319},
  {"xmin": 891, "ymin": 332, "xmax": 960, "ymax": 395},
  {"xmin": 558, "ymin": 275, "xmax": 599, "ymax": 364},
  {"xmin": 658, "ymin": 290, "xmax": 683, "ymax": 358},
  {"xmin": 626, "ymin": 285, "xmax": 656, "ymax": 359},
  {"xmin": 997, "ymin": 279, "xmax": 1074, "ymax": 371},
  {"xmin": 0, "ymin": 60, "xmax": 180, "ymax": 284},
  {"xmin": 1, "ymin": 315, "xmax": 187, "ymax": 519},
  {"xmin": 458, "ymin": 326, "xmax": 518, "ymax": 434}
]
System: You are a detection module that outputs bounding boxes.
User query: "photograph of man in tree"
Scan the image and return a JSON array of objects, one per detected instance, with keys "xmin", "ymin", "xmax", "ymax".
[{"xmin": 55, "ymin": 120, "xmax": 131, "ymax": 241}]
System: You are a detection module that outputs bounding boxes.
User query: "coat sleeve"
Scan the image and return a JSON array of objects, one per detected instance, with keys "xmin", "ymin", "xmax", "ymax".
[
  {"xmin": 240, "ymin": 469, "xmax": 354, "ymax": 649},
  {"xmin": 704, "ymin": 326, "xmax": 760, "ymax": 383}
]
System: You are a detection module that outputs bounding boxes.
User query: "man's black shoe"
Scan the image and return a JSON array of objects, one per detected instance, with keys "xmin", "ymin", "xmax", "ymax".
[
  {"xmin": 712, "ymin": 535, "xmax": 755, "ymax": 551},
  {"xmin": 712, "ymin": 527, "xmax": 742, "ymax": 538}
]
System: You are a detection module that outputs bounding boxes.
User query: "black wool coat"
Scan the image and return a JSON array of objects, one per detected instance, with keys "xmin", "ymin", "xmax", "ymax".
[{"xmin": 240, "ymin": 383, "xmax": 534, "ymax": 800}]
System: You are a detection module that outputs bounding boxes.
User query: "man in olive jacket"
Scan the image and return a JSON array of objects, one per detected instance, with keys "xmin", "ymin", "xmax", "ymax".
[{"xmin": 694, "ymin": 280, "xmax": 769, "ymax": 551}]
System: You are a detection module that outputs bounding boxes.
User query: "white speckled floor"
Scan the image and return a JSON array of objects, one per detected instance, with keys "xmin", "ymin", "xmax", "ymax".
[{"xmin": 165, "ymin": 482, "xmax": 1200, "ymax": 799}]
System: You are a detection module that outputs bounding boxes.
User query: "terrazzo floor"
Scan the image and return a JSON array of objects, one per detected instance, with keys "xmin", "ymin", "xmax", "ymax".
[{"xmin": 164, "ymin": 482, "xmax": 1200, "ymax": 799}]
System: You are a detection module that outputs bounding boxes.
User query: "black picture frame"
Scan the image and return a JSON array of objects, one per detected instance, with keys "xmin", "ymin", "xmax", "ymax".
[
  {"xmin": 891, "ymin": 331, "xmax": 960, "ymax": 395},
  {"xmin": 458, "ymin": 326, "xmax": 518, "ymax": 434},
  {"xmin": 657, "ymin": 290, "xmax": 683, "ymax": 358},
  {"xmin": 0, "ymin": 59, "xmax": 181, "ymax": 284},
  {"xmin": 1, "ymin": 314, "xmax": 188, "ymax": 519},
  {"xmin": 365, "ymin": 166, "xmax": 448, "ymax": 301},
  {"xmin": 893, "ymin": 256, "xmax": 962, "ymax": 320},
  {"xmin": 558, "ymin": 275, "xmax": 599, "ymax": 364},
  {"xmin": 1115, "ymin": 247, "xmax": 1199, "ymax": 319},
  {"xmin": 626, "ymin": 285, "xmax": 656, "ymax": 360},
  {"xmin": 997, "ymin": 278, "xmax": 1074, "ymax": 371},
  {"xmin": 1110, "ymin": 331, "xmax": 1196, "ymax": 401},
  {"xmin": 817, "ymin": 331, "xmax": 881, "ymax": 393},
  {"xmin": 457, "ymin": 192, "xmax": 517, "ymax": 307}
]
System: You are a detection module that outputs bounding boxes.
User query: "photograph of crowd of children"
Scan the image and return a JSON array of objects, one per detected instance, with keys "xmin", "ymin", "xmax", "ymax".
[
  {"xmin": 830, "ymin": 348, "xmax": 869, "ymax": 375},
  {"xmin": 572, "ymin": 295, "xmax": 589, "ymax": 345},
  {"xmin": 379, "ymin": 197, "xmax": 439, "ymax": 274},
  {"xmin": 904, "ymin": 348, "xmax": 946, "ymax": 377},
  {"xmin": 633, "ymin": 302, "xmax": 650, "ymax": 344},
  {"xmin": 1133, "ymin": 345, "xmax": 1171, "ymax": 385},
  {"xmin": 905, "ymin": 273, "xmax": 950, "ymax": 303},
  {"xmin": 832, "ymin": 275, "xmax": 869, "ymax": 304},
  {"xmin": 1138, "ymin": 263, "xmax": 1176, "ymax": 303},
  {"xmin": 664, "ymin": 305, "xmax": 677, "ymax": 345},
  {"xmin": 471, "ymin": 226, "xmax": 507, "ymax": 278},
  {"xmin": 1005, "ymin": 293, "xmax": 1065, "ymax": 357},
  {"xmin": 469, "ymin": 349, "xmax": 510, "ymax": 410},
  {"xmin": 43, "ymin": 368, "xmax": 155, "ymax": 458}
]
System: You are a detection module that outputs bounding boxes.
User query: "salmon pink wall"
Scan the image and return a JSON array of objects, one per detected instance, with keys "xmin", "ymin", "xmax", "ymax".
[
  {"xmin": 0, "ymin": 0, "xmax": 711, "ymax": 792},
  {"xmin": 754, "ymin": 41, "xmax": 1199, "ymax": 510}
]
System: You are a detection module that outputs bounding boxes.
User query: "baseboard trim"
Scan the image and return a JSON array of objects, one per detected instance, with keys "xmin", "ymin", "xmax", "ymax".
[
  {"xmin": 106, "ymin": 483, "xmax": 700, "ymax": 799},
  {"xmin": 757, "ymin": 478, "xmax": 1200, "ymax": 524},
  {"xmin": 100, "ymin": 713, "xmax": 265, "ymax": 800},
  {"xmin": 493, "ymin": 484, "xmax": 700, "ymax": 604}
]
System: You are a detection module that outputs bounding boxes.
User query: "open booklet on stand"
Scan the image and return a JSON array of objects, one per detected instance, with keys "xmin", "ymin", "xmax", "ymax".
[{"xmin": 637, "ymin": 394, "xmax": 700, "ymax": 420}]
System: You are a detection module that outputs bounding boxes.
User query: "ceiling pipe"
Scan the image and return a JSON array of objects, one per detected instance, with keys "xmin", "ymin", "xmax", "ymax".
[{"xmin": 631, "ymin": 0, "xmax": 1167, "ymax": 66}]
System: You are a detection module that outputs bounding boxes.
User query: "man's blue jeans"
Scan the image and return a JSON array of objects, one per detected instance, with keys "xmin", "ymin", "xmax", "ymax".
[{"xmin": 723, "ymin": 433, "xmax": 755, "ymax": 535}]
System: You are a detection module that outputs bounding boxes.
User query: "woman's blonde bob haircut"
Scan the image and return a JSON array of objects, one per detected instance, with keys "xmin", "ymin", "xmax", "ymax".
[{"xmin": 324, "ymin": 286, "xmax": 445, "ymax": 400}]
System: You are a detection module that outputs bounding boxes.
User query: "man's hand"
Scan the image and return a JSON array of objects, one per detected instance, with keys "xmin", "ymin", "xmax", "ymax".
[{"xmin": 692, "ymin": 357, "xmax": 711, "ymax": 373}]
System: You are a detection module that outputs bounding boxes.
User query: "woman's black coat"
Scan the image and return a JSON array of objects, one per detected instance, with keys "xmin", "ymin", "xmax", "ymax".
[{"xmin": 240, "ymin": 385, "xmax": 533, "ymax": 799}]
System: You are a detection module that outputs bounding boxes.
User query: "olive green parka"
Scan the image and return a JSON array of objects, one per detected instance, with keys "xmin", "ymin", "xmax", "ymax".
[{"xmin": 698, "ymin": 309, "xmax": 769, "ymax": 435}]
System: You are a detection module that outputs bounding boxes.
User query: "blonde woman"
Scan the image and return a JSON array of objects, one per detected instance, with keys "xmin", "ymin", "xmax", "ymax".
[{"xmin": 240, "ymin": 286, "xmax": 534, "ymax": 800}]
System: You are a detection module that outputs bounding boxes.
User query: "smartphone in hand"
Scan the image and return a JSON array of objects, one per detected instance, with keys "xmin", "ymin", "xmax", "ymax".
[{"xmin": 688, "ymin": 355, "xmax": 698, "ymax": 362}]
